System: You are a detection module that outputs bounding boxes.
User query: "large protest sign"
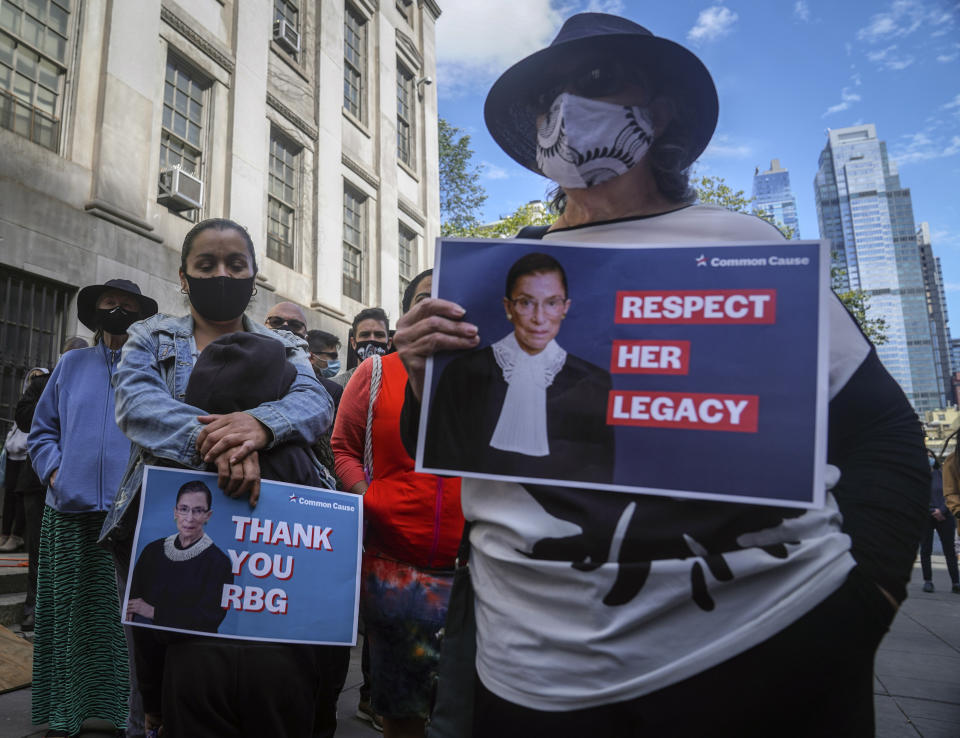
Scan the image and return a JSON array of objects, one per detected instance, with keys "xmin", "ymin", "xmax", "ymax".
[
  {"xmin": 416, "ymin": 238, "xmax": 830, "ymax": 509},
  {"xmin": 122, "ymin": 466, "xmax": 362, "ymax": 645}
]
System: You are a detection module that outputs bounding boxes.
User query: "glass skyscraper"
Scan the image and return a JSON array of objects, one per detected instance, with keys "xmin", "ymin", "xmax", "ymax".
[
  {"xmin": 815, "ymin": 124, "xmax": 941, "ymax": 413},
  {"xmin": 752, "ymin": 159, "xmax": 800, "ymax": 239},
  {"xmin": 918, "ymin": 222, "xmax": 953, "ymax": 406}
]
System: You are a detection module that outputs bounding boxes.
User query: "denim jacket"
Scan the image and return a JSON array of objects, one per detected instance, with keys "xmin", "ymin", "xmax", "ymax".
[{"xmin": 100, "ymin": 313, "xmax": 334, "ymax": 545}]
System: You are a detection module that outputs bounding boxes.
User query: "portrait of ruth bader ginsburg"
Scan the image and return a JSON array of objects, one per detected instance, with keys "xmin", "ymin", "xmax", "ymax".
[{"xmin": 424, "ymin": 251, "xmax": 614, "ymax": 483}]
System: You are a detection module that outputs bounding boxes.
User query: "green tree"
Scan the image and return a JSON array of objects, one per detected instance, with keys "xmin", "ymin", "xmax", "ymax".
[
  {"xmin": 693, "ymin": 175, "xmax": 886, "ymax": 343},
  {"xmin": 831, "ymin": 268, "xmax": 888, "ymax": 345},
  {"xmin": 473, "ymin": 201, "xmax": 557, "ymax": 238},
  {"xmin": 693, "ymin": 175, "xmax": 794, "ymax": 239},
  {"xmin": 439, "ymin": 118, "xmax": 487, "ymax": 236}
]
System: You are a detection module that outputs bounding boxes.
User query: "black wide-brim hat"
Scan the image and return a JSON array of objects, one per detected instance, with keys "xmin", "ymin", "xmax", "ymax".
[
  {"xmin": 484, "ymin": 12, "xmax": 718, "ymax": 176},
  {"xmin": 77, "ymin": 278, "xmax": 159, "ymax": 331}
]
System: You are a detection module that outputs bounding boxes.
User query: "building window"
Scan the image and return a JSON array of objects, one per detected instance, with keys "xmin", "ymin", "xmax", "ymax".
[
  {"xmin": 267, "ymin": 131, "xmax": 299, "ymax": 269},
  {"xmin": 160, "ymin": 56, "xmax": 205, "ymax": 177},
  {"xmin": 396, "ymin": 0, "xmax": 413, "ymax": 24},
  {"xmin": 273, "ymin": 0, "xmax": 299, "ymax": 58},
  {"xmin": 343, "ymin": 186, "xmax": 366, "ymax": 301},
  {"xmin": 398, "ymin": 225, "xmax": 416, "ymax": 302},
  {"xmin": 0, "ymin": 264, "xmax": 71, "ymax": 424},
  {"xmin": 0, "ymin": 0, "xmax": 71, "ymax": 151},
  {"xmin": 396, "ymin": 62, "xmax": 414, "ymax": 167},
  {"xmin": 343, "ymin": 5, "xmax": 365, "ymax": 119}
]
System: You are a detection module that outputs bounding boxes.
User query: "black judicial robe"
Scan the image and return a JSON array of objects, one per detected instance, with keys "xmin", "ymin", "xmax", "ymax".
[
  {"xmin": 129, "ymin": 537, "xmax": 232, "ymax": 633},
  {"xmin": 424, "ymin": 346, "xmax": 615, "ymax": 483}
]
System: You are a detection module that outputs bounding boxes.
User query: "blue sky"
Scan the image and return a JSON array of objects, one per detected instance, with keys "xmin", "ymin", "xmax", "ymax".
[{"xmin": 435, "ymin": 0, "xmax": 960, "ymax": 323}]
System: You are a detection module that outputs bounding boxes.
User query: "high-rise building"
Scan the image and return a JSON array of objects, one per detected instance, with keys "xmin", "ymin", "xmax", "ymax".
[
  {"xmin": 0, "ymin": 0, "xmax": 441, "ymax": 422},
  {"xmin": 917, "ymin": 222, "xmax": 953, "ymax": 406},
  {"xmin": 951, "ymin": 339, "xmax": 960, "ymax": 375},
  {"xmin": 814, "ymin": 124, "xmax": 941, "ymax": 413},
  {"xmin": 752, "ymin": 159, "xmax": 800, "ymax": 239}
]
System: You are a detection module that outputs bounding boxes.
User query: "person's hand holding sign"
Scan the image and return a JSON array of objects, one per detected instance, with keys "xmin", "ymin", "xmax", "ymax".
[
  {"xmin": 196, "ymin": 412, "xmax": 269, "ymax": 505},
  {"xmin": 393, "ymin": 298, "xmax": 480, "ymax": 401},
  {"xmin": 126, "ymin": 597, "xmax": 155, "ymax": 620}
]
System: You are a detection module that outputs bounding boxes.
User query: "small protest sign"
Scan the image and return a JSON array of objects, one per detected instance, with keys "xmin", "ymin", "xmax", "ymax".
[
  {"xmin": 122, "ymin": 466, "xmax": 362, "ymax": 645},
  {"xmin": 417, "ymin": 238, "xmax": 830, "ymax": 509}
]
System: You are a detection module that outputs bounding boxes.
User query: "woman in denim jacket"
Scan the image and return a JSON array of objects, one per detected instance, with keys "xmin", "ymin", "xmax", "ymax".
[{"xmin": 103, "ymin": 218, "xmax": 334, "ymax": 738}]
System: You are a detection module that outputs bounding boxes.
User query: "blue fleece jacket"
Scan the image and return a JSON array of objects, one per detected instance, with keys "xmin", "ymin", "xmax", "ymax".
[{"xmin": 28, "ymin": 343, "xmax": 131, "ymax": 512}]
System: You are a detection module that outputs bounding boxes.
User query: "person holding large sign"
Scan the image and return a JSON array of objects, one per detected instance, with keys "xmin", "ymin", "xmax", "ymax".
[
  {"xmin": 101, "ymin": 218, "xmax": 335, "ymax": 738},
  {"xmin": 395, "ymin": 12, "xmax": 929, "ymax": 737}
]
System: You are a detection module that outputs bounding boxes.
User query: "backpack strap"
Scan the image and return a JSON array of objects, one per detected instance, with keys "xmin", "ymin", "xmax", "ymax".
[
  {"xmin": 362, "ymin": 353, "xmax": 382, "ymax": 484},
  {"xmin": 516, "ymin": 225, "xmax": 551, "ymax": 240}
]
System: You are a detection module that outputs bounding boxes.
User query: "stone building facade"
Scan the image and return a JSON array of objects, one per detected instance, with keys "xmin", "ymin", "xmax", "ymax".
[{"xmin": 0, "ymin": 0, "xmax": 442, "ymax": 422}]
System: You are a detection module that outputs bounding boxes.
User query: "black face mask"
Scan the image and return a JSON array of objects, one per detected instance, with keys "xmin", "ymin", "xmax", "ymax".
[
  {"xmin": 184, "ymin": 274, "xmax": 255, "ymax": 322},
  {"xmin": 97, "ymin": 306, "xmax": 138, "ymax": 334},
  {"xmin": 355, "ymin": 340, "xmax": 389, "ymax": 361}
]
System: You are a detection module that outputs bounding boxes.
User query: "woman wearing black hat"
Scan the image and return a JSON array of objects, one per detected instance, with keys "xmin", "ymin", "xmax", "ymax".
[
  {"xmin": 396, "ymin": 12, "xmax": 928, "ymax": 737},
  {"xmin": 27, "ymin": 278, "xmax": 157, "ymax": 737}
]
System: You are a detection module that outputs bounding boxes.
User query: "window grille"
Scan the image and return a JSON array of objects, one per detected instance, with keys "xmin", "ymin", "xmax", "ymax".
[
  {"xmin": 267, "ymin": 131, "xmax": 299, "ymax": 268},
  {"xmin": 0, "ymin": 0, "xmax": 71, "ymax": 151},
  {"xmin": 343, "ymin": 5, "xmax": 365, "ymax": 119},
  {"xmin": 396, "ymin": 62, "xmax": 414, "ymax": 166},
  {"xmin": 0, "ymin": 265, "xmax": 71, "ymax": 428},
  {"xmin": 343, "ymin": 187, "xmax": 366, "ymax": 301}
]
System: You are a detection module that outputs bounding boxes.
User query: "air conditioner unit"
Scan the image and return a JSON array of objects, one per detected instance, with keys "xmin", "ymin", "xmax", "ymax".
[
  {"xmin": 273, "ymin": 19, "xmax": 301, "ymax": 54},
  {"xmin": 158, "ymin": 167, "xmax": 203, "ymax": 211}
]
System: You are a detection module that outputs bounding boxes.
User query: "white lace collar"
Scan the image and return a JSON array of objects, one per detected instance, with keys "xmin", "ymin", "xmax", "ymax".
[
  {"xmin": 162, "ymin": 533, "xmax": 214, "ymax": 562},
  {"xmin": 489, "ymin": 332, "xmax": 567, "ymax": 456}
]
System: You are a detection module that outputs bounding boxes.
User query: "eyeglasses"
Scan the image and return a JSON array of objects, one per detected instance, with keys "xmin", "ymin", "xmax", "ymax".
[
  {"xmin": 535, "ymin": 59, "xmax": 650, "ymax": 113},
  {"xmin": 507, "ymin": 296, "xmax": 567, "ymax": 317},
  {"xmin": 312, "ymin": 350, "xmax": 338, "ymax": 360},
  {"xmin": 175, "ymin": 505, "xmax": 210, "ymax": 517},
  {"xmin": 266, "ymin": 316, "xmax": 307, "ymax": 334}
]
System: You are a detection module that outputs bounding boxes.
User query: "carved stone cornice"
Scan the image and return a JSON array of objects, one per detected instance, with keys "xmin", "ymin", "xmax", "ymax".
[
  {"xmin": 83, "ymin": 200, "xmax": 164, "ymax": 243},
  {"xmin": 160, "ymin": 3, "xmax": 235, "ymax": 74},
  {"xmin": 398, "ymin": 196, "xmax": 426, "ymax": 226},
  {"xmin": 266, "ymin": 93, "xmax": 319, "ymax": 140},
  {"xmin": 421, "ymin": 0, "xmax": 442, "ymax": 21},
  {"xmin": 395, "ymin": 28, "xmax": 423, "ymax": 69},
  {"xmin": 341, "ymin": 153, "xmax": 380, "ymax": 190}
]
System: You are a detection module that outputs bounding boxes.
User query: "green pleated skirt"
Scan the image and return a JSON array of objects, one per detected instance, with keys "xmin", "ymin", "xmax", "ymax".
[{"xmin": 31, "ymin": 505, "xmax": 129, "ymax": 734}]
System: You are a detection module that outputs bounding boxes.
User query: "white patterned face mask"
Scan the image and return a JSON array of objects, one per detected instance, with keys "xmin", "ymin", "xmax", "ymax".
[{"xmin": 536, "ymin": 92, "xmax": 655, "ymax": 190}]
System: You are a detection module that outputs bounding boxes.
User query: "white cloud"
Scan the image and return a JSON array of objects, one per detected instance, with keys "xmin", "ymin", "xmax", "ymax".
[
  {"xmin": 866, "ymin": 43, "xmax": 916, "ymax": 70},
  {"xmin": 856, "ymin": 0, "xmax": 926, "ymax": 42},
  {"xmin": 435, "ymin": 0, "xmax": 563, "ymax": 96},
  {"xmin": 794, "ymin": 1, "xmax": 810, "ymax": 22},
  {"xmin": 701, "ymin": 133, "xmax": 751, "ymax": 158},
  {"xmin": 890, "ymin": 132, "xmax": 960, "ymax": 165},
  {"xmin": 582, "ymin": 0, "xmax": 626, "ymax": 13},
  {"xmin": 822, "ymin": 87, "xmax": 862, "ymax": 117},
  {"xmin": 482, "ymin": 162, "xmax": 510, "ymax": 180},
  {"xmin": 936, "ymin": 42, "xmax": 960, "ymax": 63},
  {"xmin": 857, "ymin": 0, "xmax": 958, "ymax": 46},
  {"xmin": 944, "ymin": 94, "xmax": 960, "ymax": 110},
  {"xmin": 867, "ymin": 44, "xmax": 897, "ymax": 61},
  {"xmin": 944, "ymin": 281, "xmax": 960, "ymax": 292},
  {"xmin": 687, "ymin": 6, "xmax": 739, "ymax": 44}
]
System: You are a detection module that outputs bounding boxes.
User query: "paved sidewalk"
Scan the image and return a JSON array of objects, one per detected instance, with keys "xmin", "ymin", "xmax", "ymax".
[
  {"xmin": 875, "ymin": 556, "xmax": 960, "ymax": 738},
  {"xmin": 1, "ymin": 559, "xmax": 957, "ymax": 737}
]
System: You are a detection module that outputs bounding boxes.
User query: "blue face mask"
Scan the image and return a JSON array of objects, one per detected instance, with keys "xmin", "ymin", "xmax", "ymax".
[
  {"xmin": 320, "ymin": 360, "xmax": 340, "ymax": 378},
  {"xmin": 929, "ymin": 456, "xmax": 936, "ymax": 467}
]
